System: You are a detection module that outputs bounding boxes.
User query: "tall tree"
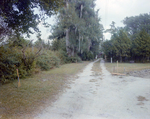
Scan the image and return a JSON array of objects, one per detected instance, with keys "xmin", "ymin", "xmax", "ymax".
[
  {"xmin": 112, "ymin": 30, "xmax": 131, "ymax": 62},
  {"xmin": 50, "ymin": 0, "xmax": 103, "ymax": 59},
  {"xmin": 123, "ymin": 13, "xmax": 150, "ymax": 36},
  {"xmin": 132, "ymin": 30, "xmax": 150, "ymax": 61},
  {"xmin": 105, "ymin": 21, "xmax": 117, "ymax": 36}
]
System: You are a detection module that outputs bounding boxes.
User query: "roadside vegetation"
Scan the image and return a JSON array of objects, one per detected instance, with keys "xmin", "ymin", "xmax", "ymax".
[
  {"xmin": 0, "ymin": 0, "xmax": 101, "ymax": 118},
  {"xmin": 0, "ymin": 0, "xmax": 103, "ymax": 84},
  {"xmin": 0, "ymin": 0, "xmax": 150, "ymax": 118},
  {"xmin": 0, "ymin": 61, "xmax": 90, "ymax": 119}
]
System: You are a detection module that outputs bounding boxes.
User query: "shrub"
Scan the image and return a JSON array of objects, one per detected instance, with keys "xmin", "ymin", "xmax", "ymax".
[
  {"xmin": 55, "ymin": 50, "xmax": 82, "ymax": 63},
  {"xmin": 86, "ymin": 51, "xmax": 94, "ymax": 60},
  {"xmin": 0, "ymin": 46, "xmax": 22, "ymax": 83},
  {"xmin": 67, "ymin": 56, "xmax": 82, "ymax": 63},
  {"xmin": 0, "ymin": 46, "xmax": 39, "ymax": 84},
  {"xmin": 55, "ymin": 50, "xmax": 69, "ymax": 64},
  {"xmin": 36, "ymin": 50, "xmax": 60, "ymax": 71},
  {"xmin": 79, "ymin": 51, "xmax": 94, "ymax": 61}
]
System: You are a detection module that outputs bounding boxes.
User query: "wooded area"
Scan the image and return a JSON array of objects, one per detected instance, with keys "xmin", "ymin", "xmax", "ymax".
[
  {"xmin": 0, "ymin": 0, "xmax": 150, "ymax": 84},
  {"xmin": 102, "ymin": 14, "xmax": 150, "ymax": 63},
  {"xmin": 0, "ymin": 0, "xmax": 103, "ymax": 84}
]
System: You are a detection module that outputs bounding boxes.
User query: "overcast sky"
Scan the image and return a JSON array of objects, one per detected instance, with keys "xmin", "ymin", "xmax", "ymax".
[
  {"xmin": 30, "ymin": 0, "xmax": 150, "ymax": 42},
  {"xmin": 95, "ymin": 0, "xmax": 150, "ymax": 39}
]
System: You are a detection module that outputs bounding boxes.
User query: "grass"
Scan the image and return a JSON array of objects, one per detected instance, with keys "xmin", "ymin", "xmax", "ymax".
[
  {"xmin": 105, "ymin": 62, "xmax": 150, "ymax": 74},
  {"xmin": 0, "ymin": 61, "xmax": 90, "ymax": 119},
  {"xmin": 91, "ymin": 60, "xmax": 103, "ymax": 80}
]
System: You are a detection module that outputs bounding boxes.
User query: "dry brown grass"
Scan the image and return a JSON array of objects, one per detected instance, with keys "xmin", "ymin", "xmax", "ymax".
[
  {"xmin": 105, "ymin": 62, "xmax": 150, "ymax": 74},
  {"xmin": 0, "ymin": 62, "xmax": 90, "ymax": 119},
  {"xmin": 91, "ymin": 60, "xmax": 103, "ymax": 80},
  {"xmin": 91, "ymin": 60, "xmax": 102, "ymax": 76}
]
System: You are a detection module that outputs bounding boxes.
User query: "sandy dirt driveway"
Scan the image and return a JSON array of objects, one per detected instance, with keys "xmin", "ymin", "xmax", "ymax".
[{"xmin": 35, "ymin": 59, "xmax": 150, "ymax": 119}]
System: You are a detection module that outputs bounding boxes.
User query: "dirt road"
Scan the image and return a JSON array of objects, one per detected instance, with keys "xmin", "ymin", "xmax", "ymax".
[{"xmin": 35, "ymin": 59, "xmax": 150, "ymax": 119}]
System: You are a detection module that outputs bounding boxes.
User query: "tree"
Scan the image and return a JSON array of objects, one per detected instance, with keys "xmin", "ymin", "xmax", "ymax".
[
  {"xmin": 0, "ymin": 16, "xmax": 12, "ymax": 42},
  {"xmin": 123, "ymin": 13, "xmax": 150, "ymax": 36},
  {"xmin": 132, "ymin": 30, "xmax": 150, "ymax": 62},
  {"xmin": 102, "ymin": 40, "xmax": 114, "ymax": 60},
  {"xmin": 51, "ymin": 38, "xmax": 66, "ymax": 51},
  {"xmin": 123, "ymin": 13, "xmax": 150, "ymax": 62},
  {"xmin": 112, "ymin": 30, "xmax": 131, "ymax": 62},
  {"xmin": 0, "ymin": 0, "xmax": 63, "ymax": 39},
  {"xmin": 105, "ymin": 21, "xmax": 117, "ymax": 36},
  {"xmin": 50, "ymin": 0, "xmax": 103, "ymax": 59}
]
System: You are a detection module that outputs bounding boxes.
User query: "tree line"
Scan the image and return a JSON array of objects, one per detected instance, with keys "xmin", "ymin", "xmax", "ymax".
[
  {"xmin": 102, "ymin": 13, "xmax": 150, "ymax": 63},
  {"xmin": 1, "ymin": 0, "xmax": 149, "ymax": 83},
  {"xmin": 0, "ymin": 0, "xmax": 103, "ymax": 84}
]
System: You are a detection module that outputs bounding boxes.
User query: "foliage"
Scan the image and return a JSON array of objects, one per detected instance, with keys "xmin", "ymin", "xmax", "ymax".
[
  {"xmin": 132, "ymin": 30, "xmax": 150, "ymax": 61},
  {"xmin": 103, "ymin": 13, "xmax": 150, "ymax": 63},
  {"xmin": 51, "ymin": 38, "xmax": 66, "ymax": 51},
  {"xmin": 79, "ymin": 51, "xmax": 94, "ymax": 61},
  {"xmin": 36, "ymin": 50, "xmax": 60, "ymax": 70},
  {"xmin": 67, "ymin": 56, "xmax": 82, "ymax": 63},
  {"xmin": 0, "ymin": 16, "xmax": 12, "ymax": 41},
  {"xmin": 102, "ymin": 40, "xmax": 114, "ymax": 60},
  {"xmin": 113, "ymin": 30, "xmax": 131, "ymax": 62},
  {"xmin": 0, "ymin": 46, "xmax": 21, "ymax": 83},
  {"xmin": 0, "ymin": 37, "xmax": 61, "ymax": 84},
  {"xmin": 0, "ymin": 45, "xmax": 37, "ymax": 83},
  {"xmin": 105, "ymin": 21, "xmax": 117, "ymax": 35},
  {"xmin": 0, "ymin": 0, "xmax": 64, "ymax": 37},
  {"xmin": 55, "ymin": 50, "xmax": 69, "ymax": 64},
  {"xmin": 50, "ymin": 0, "xmax": 103, "ymax": 59},
  {"xmin": 123, "ymin": 13, "xmax": 150, "ymax": 36}
]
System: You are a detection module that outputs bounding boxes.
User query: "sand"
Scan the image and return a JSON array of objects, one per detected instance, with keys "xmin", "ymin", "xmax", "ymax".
[{"xmin": 35, "ymin": 59, "xmax": 150, "ymax": 119}]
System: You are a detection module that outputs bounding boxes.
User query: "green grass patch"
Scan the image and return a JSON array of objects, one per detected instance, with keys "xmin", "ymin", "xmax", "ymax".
[{"xmin": 0, "ymin": 62, "xmax": 90, "ymax": 119}]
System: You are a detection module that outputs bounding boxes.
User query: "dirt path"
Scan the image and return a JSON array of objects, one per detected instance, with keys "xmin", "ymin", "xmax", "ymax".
[{"xmin": 35, "ymin": 59, "xmax": 150, "ymax": 119}]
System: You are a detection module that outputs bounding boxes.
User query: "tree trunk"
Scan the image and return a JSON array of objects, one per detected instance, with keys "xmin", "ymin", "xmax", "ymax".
[
  {"xmin": 120, "ymin": 54, "xmax": 122, "ymax": 63},
  {"xmin": 80, "ymin": 4, "xmax": 84, "ymax": 18},
  {"xmin": 147, "ymin": 56, "xmax": 150, "ymax": 61},
  {"xmin": 64, "ymin": 0, "xmax": 74, "ymax": 57},
  {"xmin": 143, "ymin": 55, "xmax": 145, "ymax": 63},
  {"xmin": 78, "ymin": 33, "xmax": 80, "ymax": 52},
  {"xmin": 71, "ymin": 45, "xmax": 74, "ymax": 57},
  {"xmin": 87, "ymin": 38, "xmax": 91, "ymax": 51},
  {"xmin": 66, "ymin": 29, "xmax": 71, "ymax": 56}
]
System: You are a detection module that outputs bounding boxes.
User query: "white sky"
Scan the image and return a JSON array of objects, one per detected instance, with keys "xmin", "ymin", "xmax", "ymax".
[
  {"xmin": 95, "ymin": 0, "xmax": 150, "ymax": 40},
  {"xmin": 29, "ymin": 0, "xmax": 150, "ymax": 42}
]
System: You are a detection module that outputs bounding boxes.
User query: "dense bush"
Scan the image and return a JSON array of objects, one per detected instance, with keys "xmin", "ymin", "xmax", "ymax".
[
  {"xmin": 0, "ymin": 37, "xmax": 85, "ymax": 84},
  {"xmin": 55, "ymin": 50, "xmax": 69, "ymax": 64},
  {"xmin": 67, "ymin": 56, "xmax": 82, "ymax": 63},
  {"xmin": 0, "ymin": 46, "xmax": 21, "ymax": 83},
  {"xmin": 36, "ymin": 50, "xmax": 60, "ymax": 70},
  {"xmin": 55, "ymin": 50, "xmax": 82, "ymax": 64},
  {"xmin": 0, "ymin": 46, "xmax": 38, "ymax": 84},
  {"xmin": 79, "ymin": 51, "xmax": 94, "ymax": 61},
  {"xmin": 0, "ymin": 45, "xmax": 61, "ymax": 84}
]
